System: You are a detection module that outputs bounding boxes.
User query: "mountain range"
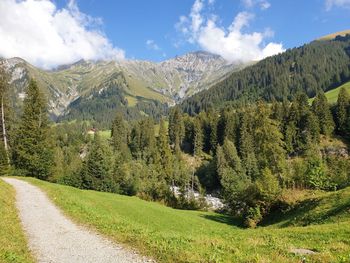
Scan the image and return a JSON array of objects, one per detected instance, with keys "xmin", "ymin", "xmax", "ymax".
[{"xmin": 0, "ymin": 51, "xmax": 243, "ymax": 120}]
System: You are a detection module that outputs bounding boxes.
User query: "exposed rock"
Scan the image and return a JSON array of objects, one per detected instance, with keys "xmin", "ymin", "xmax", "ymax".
[
  {"xmin": 1, "ymin": 51, "xmax": 245, "ymax": 119},
  {"xmin": 290, "ymin": 248, "xmax": 317, "ymax": 255}
]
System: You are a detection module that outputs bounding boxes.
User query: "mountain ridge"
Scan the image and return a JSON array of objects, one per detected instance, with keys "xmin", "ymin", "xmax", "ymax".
[{"xmin": 0, "ymin": 51, "xmax": 243, "ymax": 120}]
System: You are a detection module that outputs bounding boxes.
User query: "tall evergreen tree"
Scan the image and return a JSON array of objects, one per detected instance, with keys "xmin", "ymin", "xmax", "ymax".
[
  {"xmin": 140, "ymin": 118, "xmax": 157, "ymax": 162},
  {"xmin": 111, "ymin": 112, "xmax": 129, "ymax": 157},
  {"xmin": 208, "ymin": 109, "xmax": 218, "ymax": 154},
  {"xmin": 253, "ymin": 102, "xmax": 286, "ymax": 176},
  {"xmin": 336, "ymin": 87, "xmax": 350, "ymax": 135},
  {"xmin": 193, "ymin": 117, "xmax": 203, "ymax": 156},
  {"xmin": 12, "ymin": 79, "xmax": 53, "ymax": 179},
  {"xmin": 217, "ymin": 139, "xmax": 250, "ymax": 208},
  {"xmin": 82, "ymin": 134, "xmax": 115, "ymax": 192},
  {"xmin": 0, "ymin": 69, "xmax": 9, "ymax": 166},
  {"xmin": 168, "ymin": 107, "xmax": 185, "ymax": 153},
  {"xmin": 239, "ymin": 112, "xmax": 259, "ymax": 180},
  {"xmin": 312, "ymin": 92, "xmax": 334, "ymax": 136},
  {"xmin": 157, "ymin": 118, "xmax": 173, "ymax": 182}
]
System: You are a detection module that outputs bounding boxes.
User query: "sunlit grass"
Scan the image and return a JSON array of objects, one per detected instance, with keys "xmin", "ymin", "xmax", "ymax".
[
  {"xmin": 21, "ymin": 177, "xmax": 350, "ymax": 263},
  {"xmin": 0, "ymin": 179, "xmax": 34, "ymax": 263},
  {"xmin": 310, "ymin": 81, "xmax": 350, "ymax": 104}
]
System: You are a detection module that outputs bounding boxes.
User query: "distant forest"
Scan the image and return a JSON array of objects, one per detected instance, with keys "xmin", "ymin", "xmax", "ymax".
[{"xmin": 181, "ymin": 35, "xmax": 350, "ymax": 114}]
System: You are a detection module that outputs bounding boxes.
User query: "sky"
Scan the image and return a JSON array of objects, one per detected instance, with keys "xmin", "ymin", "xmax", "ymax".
[{"xmin": 0, "ymin": 0, "xmax": 349, "ymax": 69}]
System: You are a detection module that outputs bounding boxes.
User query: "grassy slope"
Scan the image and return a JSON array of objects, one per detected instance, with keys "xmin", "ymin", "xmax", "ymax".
[
  {"xmin": 21, "ymin": 177, "xmax": 350, "ymax": 263},
  {"xmin": 310, "ymin": 81, "xmax": 350, "ymax": 104},
  {"xmin": 0, "ymin": 179, "xmax": 34, "ymax": 263},
  {"xmin": 317, "ymin": 30, "xmax": 350, "ymax": 41}
]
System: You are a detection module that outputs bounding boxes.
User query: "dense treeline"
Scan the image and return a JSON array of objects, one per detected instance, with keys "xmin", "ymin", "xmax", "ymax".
[
  {"xmin": 1, "ymin": 73, "xmax": 350, "ymax": 227},
  {"xmin": 181, "ymin": 36, "xmax": 350, "ymax": 114},
  {"xmin": 4, "ymin": 80, "xmax": 350, "ymax": 225},
  {"xmin": 59, "ymin": 80, "xmax": 168, "ymax": 129}
]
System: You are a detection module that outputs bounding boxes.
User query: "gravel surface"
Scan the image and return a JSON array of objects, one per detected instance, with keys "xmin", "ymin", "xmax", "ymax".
[{"xmin": 2, "ymin": 178, "xmax": 153, "ymax": 263}]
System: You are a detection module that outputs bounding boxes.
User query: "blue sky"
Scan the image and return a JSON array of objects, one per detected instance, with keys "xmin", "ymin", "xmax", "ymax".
[
  {"xmin": 62, "ymin": 0, "xmax": 350, "ymax": 61},
  {"xmin": 0, "ymin": 0, "xmax": 349, "ymax": 68}
]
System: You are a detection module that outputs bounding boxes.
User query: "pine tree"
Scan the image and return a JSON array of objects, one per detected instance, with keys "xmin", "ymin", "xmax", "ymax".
[
  {"xmin": 82, "ymin": 134, "xmax": 114, "ymax": 192},
  {"xmin": 129, "ymin": 123, "xmax": 142, "ymax": 159},
  {"xmin": 336, "ymin": 87, "xmax": 350, "ymax": 135},
  {"xmin": 111, "ymin": 112, "xmax": 128, "ymax": 153},
  {"xmin": 255, "ymin": 167, "xmax": 281, "ymax": 207},
  {"xmin": 157, "ymin": 118, "xmax": 173, "ymax": 182},
  {"xmin": 208, "ymin": 109, "xmax": 218, "ymax": 154},
  {"xmin": 217, "ymin": 139, "xmax": 250, "ymax": 208},
  {"xmin": 287, "ymin": 92, "xmax": 319, "ymax": 154},
  {"xmin": 0, "ymin": 68, "xmax": 9, "ymax": 166},
  {"xmin": 312, "ymin": 92, "xmax": 334, "ymax": 136},
  {"xmin": 168, "ymin": 107, "xmax": 185, "ymax": 153},
  {"xmin": 253, "ymin": 102, "xmax": 286, "ymax": 176},
  {"xmin": 12, "ymin": 79, "xmax": 53, "ymax": 179},
  {"xmin": 193, "ymin": 118, "xmax": 203, "ymax": 156},
  {"xmin": 239, "ymin": 112, "xmax": 259, "ymax": 180},
  {"xmin": 140, "ymin": 118, "xmax": 157, "ymax": 163}
]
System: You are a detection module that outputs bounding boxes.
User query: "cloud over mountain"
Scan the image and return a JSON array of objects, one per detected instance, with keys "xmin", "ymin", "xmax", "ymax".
[
  {"xmin": 0, "ymin": 0, "xmax": 125, "ymax": 69},
  {"xmin": 176, "ymin": 0, "xmax": 284, "ymax": 63}
]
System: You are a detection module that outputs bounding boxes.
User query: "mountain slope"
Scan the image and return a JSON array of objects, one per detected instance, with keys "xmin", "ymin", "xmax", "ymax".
[
  {"xmin": 309, "ymin": 80, "xmax": 350, "ymax": 104},
  {"xmin": 1, "ymin": 51, "xmax": 241, "ymax": 121},
  {"xmin": 318, "ymin": 29, "xmax": 350, "ymax": 41},
  {"xmin": 181, "ymin": 35, "xmax": 350, "ymax": 114}
]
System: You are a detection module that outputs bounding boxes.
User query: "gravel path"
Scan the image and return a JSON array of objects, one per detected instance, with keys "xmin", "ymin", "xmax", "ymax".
[{"xmin": 2, "ymin": 178, "xmax": 153, "ymax": 263}]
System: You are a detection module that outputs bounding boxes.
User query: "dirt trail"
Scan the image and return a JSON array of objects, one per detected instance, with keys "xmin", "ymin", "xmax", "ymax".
[{"xmin": 2, "ymin": 178, "xmax": 152, "ymax": 263}]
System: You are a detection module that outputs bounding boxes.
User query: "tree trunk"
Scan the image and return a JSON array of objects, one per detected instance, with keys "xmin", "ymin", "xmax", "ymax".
[{"xmin": 1, "ymin": 96, "xmax": 9, "ymax": 163}]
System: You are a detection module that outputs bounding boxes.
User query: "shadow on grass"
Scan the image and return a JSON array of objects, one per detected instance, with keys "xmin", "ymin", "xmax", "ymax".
[
  {"xmin": 200, "ymin": 213, "xmax": 244, "ymax": 228},
  {"xmin": 261, "ymin": 193, "xmax": 350, "ymax": 228},
  {"xmin": 260, "ymin": 198, "xmax": 321, "ymax": 227}
]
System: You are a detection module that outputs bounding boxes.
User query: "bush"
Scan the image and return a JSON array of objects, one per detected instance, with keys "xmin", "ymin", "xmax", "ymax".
[{"xmin": 244, "ymin": 205, "xmax": 262, "ymax": 228}]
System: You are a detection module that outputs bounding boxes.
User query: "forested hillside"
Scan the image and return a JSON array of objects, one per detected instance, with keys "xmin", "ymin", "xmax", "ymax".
[{"xmin": 181, "ymin": 35, "xmax": 350, "ymax": 114}]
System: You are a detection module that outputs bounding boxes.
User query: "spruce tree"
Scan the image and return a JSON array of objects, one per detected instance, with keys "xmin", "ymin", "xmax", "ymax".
[
  {"xmin": 168, "ymin": 107, "xmax": 185, "ymax": 153},
  {"xmin": 0, "ymin": 69, "xmax": 9, "ymax": 166},
  {"xmin": 336, "ymin": 87, "xmax": 350, "ymax": 135},
  {"xmin": 208, "ymin": 109, "xmax": 218, "ymax": 154},
  {"xmin": 111, "ymin": 112, "xmax": 128, "ymax": 153},
  {"xmin": 82, "ymin": 134, "xmax": 114, "ymax": 192},
  {"xmin": 239, "ymin": 112, "xmax": 259, "ymax": 180},
  {"xmin": 253, "ymin": 102, "xmax": 286, "ymax": 176},
  {"xmin": 157, "ymin": 118, "xmax": 173, "ymax": 182},
  {"xmin": 140, "ymin": 118, "xmax": 157, "ymax": 163},
  {"xmin": 193, "ymin": 118, "xmax": 203, "ymax": 156},
  {"xmin": 12, "ymin": 79, "xmax": 53, "ymax": 179},
  {"xmin": 217, "ymin": 139, "xmax": 250, "ymax": 208},
  {"xmin": 312, "ymin": 92, "xmax": 334, "ymax": 136}
]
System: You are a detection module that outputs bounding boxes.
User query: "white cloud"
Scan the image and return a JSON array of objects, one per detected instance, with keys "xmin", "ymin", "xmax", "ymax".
[
  {"xmin": 146, "ymin": 40, "xmax": 160, "ymax": 51},
  {"xmin": 325, "ymin": 0, "xmax": 350, "ymax": 10},
  {"xmin": 0, "ymin": 0, "xmax": 125, "ymax": 69},
  {"xmin": 176, "ymin": 0, "xmax": 284, "ymax": 63},
  {"xmin": 242, "ymin": 0, "xmax": 271, "ymax": 10}
]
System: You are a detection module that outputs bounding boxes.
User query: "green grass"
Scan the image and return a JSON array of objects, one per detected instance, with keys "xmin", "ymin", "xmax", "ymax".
[
  {"xmin": 125, "ymin": 95, "xmax": 138, "ymax": 107},
  {"xmin": 309, "ymin": 81, "xmax": 350, "ymax": 104},
  {"xmin": 264, "ymin": 187, "xmax": 350, "ymax": 228},
  {"xmin": 0, "ymin": 179, "xmax": 35, "ymax": 263},
  {"xmin": 19, "ymin": 177, "xmax": 350, "ymax": 263}
]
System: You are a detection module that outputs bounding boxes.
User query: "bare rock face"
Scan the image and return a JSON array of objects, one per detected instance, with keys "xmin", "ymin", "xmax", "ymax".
[{"xmin": 1, "ymin": 51, "xmax": 244, "ymax": 118}]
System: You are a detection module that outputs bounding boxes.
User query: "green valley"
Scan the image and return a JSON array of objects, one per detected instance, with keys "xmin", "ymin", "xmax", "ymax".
[{"xmin": 14, "ymin": 177, "xmax": 350, "ymax": 263}]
